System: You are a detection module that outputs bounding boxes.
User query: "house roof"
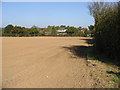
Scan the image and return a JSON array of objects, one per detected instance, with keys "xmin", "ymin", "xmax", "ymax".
[{"xmin": 57, "ymin": 29, "xmax": 67, "ymax": 33}]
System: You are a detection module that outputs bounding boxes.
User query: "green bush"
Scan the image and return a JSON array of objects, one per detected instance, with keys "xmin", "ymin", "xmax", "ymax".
[{"xmin": 89, "ymin": 2, "xmax": 120, "ymax": 63}]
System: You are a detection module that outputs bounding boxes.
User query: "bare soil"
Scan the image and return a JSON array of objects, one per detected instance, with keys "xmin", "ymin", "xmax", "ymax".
[{"xmin": 2, "ymin": 37, "xmax": 119, "ymax": 88}]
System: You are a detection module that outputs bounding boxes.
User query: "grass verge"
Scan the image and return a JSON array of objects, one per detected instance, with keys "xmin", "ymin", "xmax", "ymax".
[{"xmin": 86, "ymin": 45, "xmax": 120, "ymax": 88}]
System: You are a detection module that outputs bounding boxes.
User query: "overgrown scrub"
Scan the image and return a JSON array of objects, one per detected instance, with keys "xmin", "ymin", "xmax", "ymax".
[{"xmin": 88, "ymin": 2, "xmax": 120, "ymax": 65}]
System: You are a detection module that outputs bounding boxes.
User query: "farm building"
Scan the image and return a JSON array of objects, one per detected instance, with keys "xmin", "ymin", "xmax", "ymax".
[{"xmin": 57, "ymin": 29, "xmax": 67, "ymax": 35}]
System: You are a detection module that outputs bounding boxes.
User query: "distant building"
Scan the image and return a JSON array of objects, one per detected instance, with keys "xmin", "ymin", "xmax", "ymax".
[
  {"xmin": 57, "ymin": 29, "xmax": 67, "ymax": 33},
  {"xmin": 57, "ymin": 29, "xmax": 67, "ymax": 35}
]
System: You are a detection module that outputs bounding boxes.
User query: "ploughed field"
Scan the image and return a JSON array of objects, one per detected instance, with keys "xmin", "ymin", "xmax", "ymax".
[{"xmin": 2, "ymin": 37, "xmax": 99, "ymax": 88}]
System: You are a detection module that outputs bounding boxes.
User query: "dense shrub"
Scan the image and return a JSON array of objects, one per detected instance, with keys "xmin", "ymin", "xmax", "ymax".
[{"xmin": 89, "ymin": 2, "xmax": 120, "ymax": 63}]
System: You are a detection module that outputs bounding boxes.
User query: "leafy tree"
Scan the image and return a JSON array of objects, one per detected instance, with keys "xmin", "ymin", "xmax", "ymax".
[
  {"xmin": 60, "ymin": 25, "xmax": 66, "ymax": 28},
  {"xmin": 88, "ymin": 2, "xmax": 120, "ymax": 64},
  {"xmin": 23, "ymin": 28, "xmax": 30, "ymax": 36},
  {"xmin": 30, "ymin": 25, "xmax": 39, "ymax": 36},
  {"xmin": 11, "ymin": 26, "xmax": 24, "ymax": 36},
  {"xmin": 88, "ymin": 25, "xmax": 94, "ymax": 37},
  {"xmin": 77, "ymin": 31, "xmax": 84, "ymax": 36},
  {"xmin": 51, "ymin": 26, "xmax": 57, "ymax": 35},
  {"xmin": 55, "ymin": 26, "xmax": 60, "ymax": 30},
  {"xmin": 66, "ymin": 26, "xmax": 77, "ymax": 36},
  {"xmin": 4, "ymin": 24, "xmax": 14, "ymax": 33}
]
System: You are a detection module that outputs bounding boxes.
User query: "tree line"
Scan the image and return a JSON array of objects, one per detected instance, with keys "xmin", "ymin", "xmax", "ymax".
[
  {"xmin": 1, "ymin": 25, "xmax": 94, "ymax": 37},
  {"xmin": 89, "ymin": 2, "xmax": 120, "ymax": 64}
]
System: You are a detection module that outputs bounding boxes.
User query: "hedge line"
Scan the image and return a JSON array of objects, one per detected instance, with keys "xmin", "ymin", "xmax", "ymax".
[{"xmin": 90, "ymin": 2, "xmax": 120, "ymax": 64}]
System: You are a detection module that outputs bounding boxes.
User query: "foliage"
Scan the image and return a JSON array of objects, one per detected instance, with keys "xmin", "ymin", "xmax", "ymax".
[
  {"xmin": 2, "ymin": 25, "xmax": 93, "ymax": 37},
  {"xmin": 30, "ymin": 26, "xmax": 39, "ymax": 36},
  {"xmin": 66, "ymin": 26, "xmax": 78, "ymax": 36},
  {"xmin": 4, "ymin": 24, "xmax": 14, "ymax": 33},
  {"xmin": 88, "ymin": 25, "xmax": 95, "ymax": 37},
  {"xmin": 88, "ymin": 2, "xmax": 120, "ymax": 64}
]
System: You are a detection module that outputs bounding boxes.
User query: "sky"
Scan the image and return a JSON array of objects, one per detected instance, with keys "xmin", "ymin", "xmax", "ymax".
[{"xmin": 2, "ymin": 2, "xmax": 94, "ymax": 28}]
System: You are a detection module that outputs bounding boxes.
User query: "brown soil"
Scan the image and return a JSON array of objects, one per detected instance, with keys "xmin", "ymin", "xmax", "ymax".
[{"xmin": 2, "ymin": 37, "xmax": 119, "ymax": 88}]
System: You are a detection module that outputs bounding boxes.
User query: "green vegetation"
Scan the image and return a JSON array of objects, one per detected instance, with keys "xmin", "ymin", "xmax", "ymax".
[
  {"xmin": 88, "ymin": 2, "xmax": 120, "ymax": 65},
  {"xmin": 2, "ymin": 25, "xmax": 94, "ymax": 37},
  {"xmin": 0, "ymin": 28, "xmax": 2, "ymax": 36},
  {"xmin": 87, "ymin": 46, "xmax": 120, "ymax": 88}
]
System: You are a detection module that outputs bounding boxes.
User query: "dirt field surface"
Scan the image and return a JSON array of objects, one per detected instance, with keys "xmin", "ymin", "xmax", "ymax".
[{"xmin": 2, "ymin": 37, "xmax": 115, "ymax": 88}]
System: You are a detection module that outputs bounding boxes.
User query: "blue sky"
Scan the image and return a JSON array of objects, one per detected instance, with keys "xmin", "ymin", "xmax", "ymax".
[{"xmin": 2, "ymin": 2, "xmax": 94, "ymax": 28}]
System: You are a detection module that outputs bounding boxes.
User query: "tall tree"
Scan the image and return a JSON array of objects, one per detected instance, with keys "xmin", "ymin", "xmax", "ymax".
[
  {"xmin": 4, "ymin": 24, "xmax": 14, "ymax": 33},
  {"xmin": 88, "ymin": 2, "xmax": 120, "ymax": 63}
]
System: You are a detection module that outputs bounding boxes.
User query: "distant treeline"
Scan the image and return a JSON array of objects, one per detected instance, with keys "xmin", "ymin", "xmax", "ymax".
[
  {"xmin": 89, "ymin": 2, "xmax": 120, "ymax": 64},
  {"xmin": 1, "ymin": 25, "xmax": 94, "ymax": 37}
]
